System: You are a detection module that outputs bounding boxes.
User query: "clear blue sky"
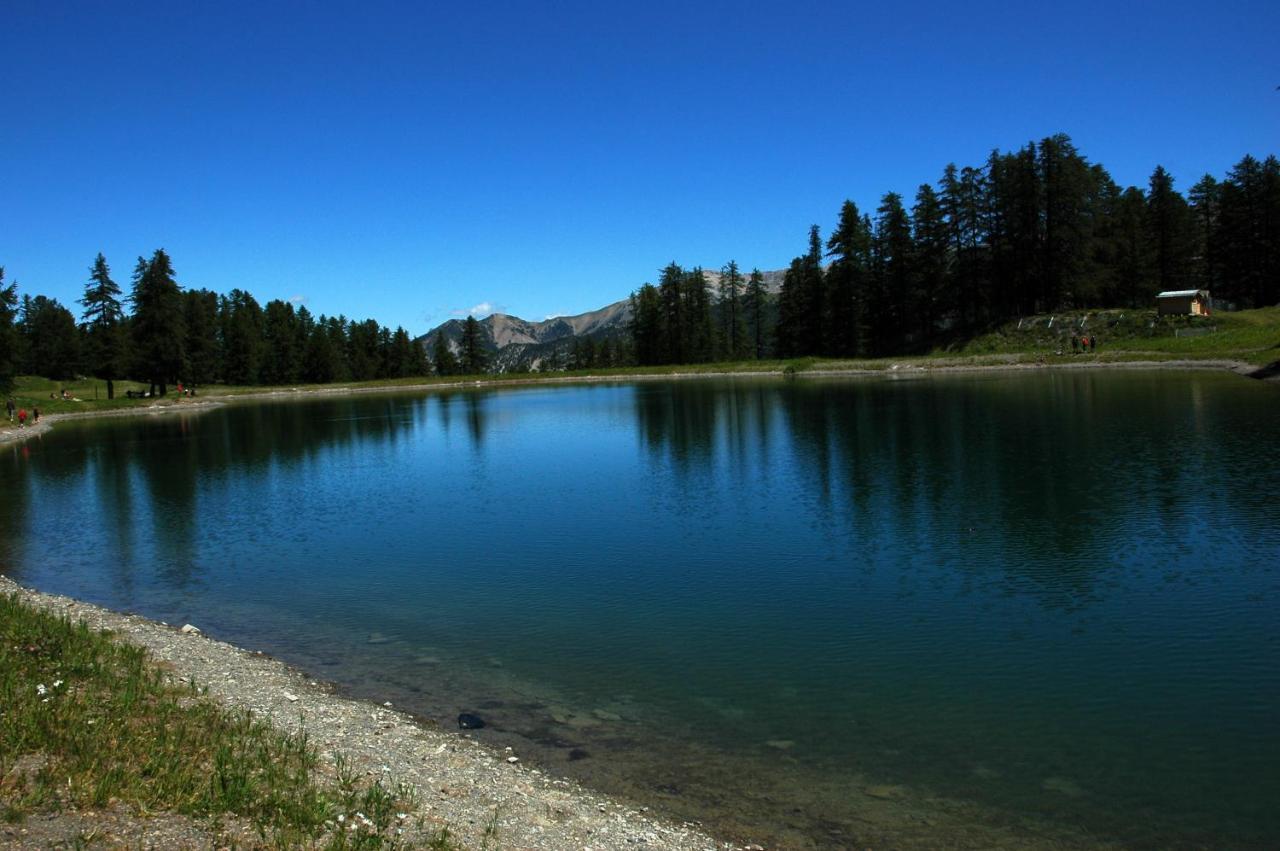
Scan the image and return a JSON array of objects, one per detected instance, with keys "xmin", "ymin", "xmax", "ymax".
[{"xmin": 2, "ymin": 1, "xmax": 1276, "ymax": 334}]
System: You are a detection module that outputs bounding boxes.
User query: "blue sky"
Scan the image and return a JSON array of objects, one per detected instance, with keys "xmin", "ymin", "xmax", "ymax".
[{"xmin": 2, "ymin": 1, "xmax": 1276, "ymax": 334}]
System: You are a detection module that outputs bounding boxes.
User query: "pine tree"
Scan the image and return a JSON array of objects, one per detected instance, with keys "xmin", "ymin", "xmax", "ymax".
[
  {"xmin": 657, "ymin": 263, "xmax": 685, "ymax": 364},
  {"xmin": 1188, "ymin": 175, "xmax": 1222, "ymax": 293},
  {"xmin": 744, "ymin": 269, "xmax": 768, "ymax": 359},
  {"xmin": 79, "ymin": 253, "xmax": 126, "ymax": 398},
  {"xmin": 431, "ymin": 331, "xmax": 457, "ymax": 376},
  {"xmin": 1038, "ymin": 134, "xmax": 1095, "ymax": 309},
  {"xmin": 775, "ymin": 226, "xmax": 824, "ymax": 357},
  {"xmin": 261, "ymin": 300, "xmax": 301, "ymax": 385},
  {"xmin": 940, "ymin": 163, "xmax": 989, "ymax": 330},
  {"xmin": 460, "ymin": 315, "xmax": 487, "ymax": 374},
  {"xmin": 388, "ymin": 327, "xmax": 416, "ymax": 377},
  {"xmin": 0, "ymin": 268, "xmax": 21, "ymax": 395},
  {"xmin": 21, "ymin": 296, "xmax": 81, "ymax": 380},
  {"xmin": 629, "ymin": 283, "xmax": 663, "ymax": 365},
  {"xmin": 825, "ymin": 201, "xmax": 871, "ymax": 357},
  {"xmin": 219, "ymin": 289, "xmax": 265, "ymax": 385},
  {"xmin": 683, "ymin": 267, "xmax": 715, "ymax": 363},
  {"xmin": 869, "ymin": 194, "xmax": 913, "ymax": 355},
  {"xmin": 183, "ymin": 289, "xmax": 221, "ymax": 386},
  {"xmin": 130, "ymin": 249, "xmax": 185, "ymax": 396},
  {"xmin": 718, "ymin": 260, "xmax": 745, "ymax": 360},
  {"xmin": 911, "ymin": 186, "xmax": 949, "ymax": 345},
  {"xmin": 1146, "ymin": 165, "xmax": 1195, "ymax": 295}
]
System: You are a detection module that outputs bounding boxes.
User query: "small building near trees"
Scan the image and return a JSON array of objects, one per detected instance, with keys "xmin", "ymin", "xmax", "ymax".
[{"xmin": 1156, "ymin": 290, "xmax": 1212, "ymax": 316}]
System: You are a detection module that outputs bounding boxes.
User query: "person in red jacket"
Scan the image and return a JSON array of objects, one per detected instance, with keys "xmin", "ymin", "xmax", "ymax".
[{"xmin": 17, "ymin": 408, "xmax": 27, "ymax": 427}]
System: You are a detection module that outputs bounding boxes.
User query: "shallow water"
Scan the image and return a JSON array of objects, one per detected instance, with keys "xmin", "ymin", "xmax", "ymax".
[{"xmin": 3, "ymin": 371, "xmax": 1278, "ymax": 848}]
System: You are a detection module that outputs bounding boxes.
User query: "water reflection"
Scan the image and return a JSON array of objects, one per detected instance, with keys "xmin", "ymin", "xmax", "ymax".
[{"xmin": 1, "ymin": 374, "xmax": 1278, "ymax": 849}]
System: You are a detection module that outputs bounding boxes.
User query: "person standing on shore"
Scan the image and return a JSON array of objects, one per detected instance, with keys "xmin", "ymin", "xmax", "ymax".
[
  {"xmin": 5, "ymin": 398, "xmax": 13, "ymax": 422},
  {"xmin": 32, "ymin": 406, "xmax": 41, "ymax": 424},
  {"xmin": 17, "ymin": 408, "xmax": 27, "ymax": 427}
]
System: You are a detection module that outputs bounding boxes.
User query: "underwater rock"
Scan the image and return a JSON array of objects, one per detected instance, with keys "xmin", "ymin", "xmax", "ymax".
[
  {"xmin": 457, "ymin": 712, "xmax": 486, "ymax": 730},
  {"xmin": 568, "ymin": 748, "xmax": 590, "ymax": 761}
]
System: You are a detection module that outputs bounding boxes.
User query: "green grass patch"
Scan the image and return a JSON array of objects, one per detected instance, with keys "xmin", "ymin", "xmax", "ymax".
[
  {"xmin": 949, "ymin": 306, "xmax": 1280, "ymax": 366},
  {"xmin": 0, "ymin": 593, "xmax": 456, "ymax": 849}
]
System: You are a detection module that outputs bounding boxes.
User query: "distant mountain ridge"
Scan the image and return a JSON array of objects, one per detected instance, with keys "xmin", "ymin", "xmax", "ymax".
[{"xmin": 416, "ymin": 269, "xmax": 785, "ymax": 372}]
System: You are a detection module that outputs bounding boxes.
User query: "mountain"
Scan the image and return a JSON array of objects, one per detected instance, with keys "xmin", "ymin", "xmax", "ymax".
[{"xmin": 416, "ymin": 268, "xmax": 786, "ymax": 373}]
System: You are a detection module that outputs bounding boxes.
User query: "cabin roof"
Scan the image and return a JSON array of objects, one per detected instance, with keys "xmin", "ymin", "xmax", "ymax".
[{"xmin": 1156, "ymin": 289, "xmax": 1209, "ymax": 299}]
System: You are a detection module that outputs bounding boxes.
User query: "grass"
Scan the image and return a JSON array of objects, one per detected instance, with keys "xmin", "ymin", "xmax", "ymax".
[
  {"xmin": 0, "ymin": 592, "xmax": 458, "ymax": 849},
  {"xmin": 949, "ymin": 305, "xmax": 1280, "ymax": 366}
]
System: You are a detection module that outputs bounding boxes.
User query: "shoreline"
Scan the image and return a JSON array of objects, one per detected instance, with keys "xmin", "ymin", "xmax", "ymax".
[
  {"xmin": 0, "ymin": 577, "xmax": 1131, "ymax": 851},
  {"xmin": 0, "ymin": 574, "xmax": 730, "ymax": 851},
  {"xmin": 3, "ymin": 355, "xmax": 1273, "ymax": 447}
]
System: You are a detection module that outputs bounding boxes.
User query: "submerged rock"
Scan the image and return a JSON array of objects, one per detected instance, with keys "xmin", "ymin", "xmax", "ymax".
[{"xmin": 457, "ymin": 712, "xmax": 486, "ymax": 730}]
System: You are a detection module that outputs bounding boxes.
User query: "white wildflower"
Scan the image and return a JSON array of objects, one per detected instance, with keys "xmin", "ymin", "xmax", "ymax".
[
  {"xmin": 52, "ymin": 679, "xmax": 64, "ymax": 688},
  {"xmin": 336, "ymin": 814, "xmax": 345, "ymax": 823},
  {"xmin": 36, "ymin": 684, "xmax": 48, "ymax": 696}
]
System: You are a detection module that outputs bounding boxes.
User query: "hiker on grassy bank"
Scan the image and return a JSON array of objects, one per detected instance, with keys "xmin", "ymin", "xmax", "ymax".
[
  {"xmin": 5, "ymin": 398, "xmax": 13, "ymax": 422},
  {"xmin": 17, "ymin": 408, "xmax": 27, "ymax": 427}
]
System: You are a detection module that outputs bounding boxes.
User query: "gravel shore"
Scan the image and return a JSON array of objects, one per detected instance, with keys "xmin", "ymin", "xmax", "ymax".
[{"xmin": 1, "ymin": 575, "xmax": 733, "ymax": 851}]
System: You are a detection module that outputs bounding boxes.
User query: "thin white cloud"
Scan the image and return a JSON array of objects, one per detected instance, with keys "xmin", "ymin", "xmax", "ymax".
[
  {"xmin": 288, "ymin": 294, "xmax": 306, "ymax": 305},
  {"xmin": 450, "ymin": 301, "xmax": 499, "ymax": 318}
]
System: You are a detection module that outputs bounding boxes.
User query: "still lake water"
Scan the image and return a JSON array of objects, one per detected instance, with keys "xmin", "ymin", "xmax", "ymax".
[{"xmin": 2, "ymin": 371, "xmax": 1278, "ymax": 848}]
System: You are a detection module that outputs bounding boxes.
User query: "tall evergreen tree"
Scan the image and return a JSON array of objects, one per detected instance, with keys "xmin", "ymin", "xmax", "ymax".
[
  {"xmin": 459, "ymin": 315, "xmax": 487, "ymax": 374},
  {"xmin": 219, "ymin": 289, "xmax": 265, "ymax": 385},
  {"xmin": 129, "ymin": 249, "xmax": 185, "ymax": 395},
  {"xmin": 79, "ymin": 253, "xmax": 127, "ymax": 398},
  {"xmin": 0, "ymin": 268, "xmax": 20, "ymax": 395},
  {"xmin": 431, "ymin": 332, "xmax": 458, "ymax": 376},
  {"xmin": 911, "ymin": 186, "xmax": 950, "ymax": 344},
  {"xmin": 825, "ymin": 201, "xmax": 872, "ymax": 357},
  {"xmin": 1146, "ymin": 165, "xmax": 1195, "ymax": 295},
  {"xmin": 1037, "ymin": 134, "xmax": 1094, "ymax": 309},
  {"xmin": 387, "ymin": 327, "xmax": 417, "ymax": 378},
  {"xmin": 868, "ymin": 194, "xmax": 913, "ymax": 355},
  {"xmin": 21, "ymin": 296, "xmax": 81, "ymax": 380},
  {"xmin": 1188, "ymin": 174, "xmax": 1222, "ymax": 293},
  {"xmin": 183, "ymin": 289, "xmax": 221, "ymax": 386},
  {"xmin": 629, "ymin": 283, "xmax": 663, "ymax": 366},
  {"xmin": 302, "ymin": 314, "xmax": 339, "ymax": 383},
  {"xmin": 744, "ymin": 268, "xmax": 768, "ymax": 359},
  {"xmin": 657, "ymin": 262, "xmax": 686, "ymax": 364},
  {"xmin": 939, "ymin": 163, "xmax": 989, "ymax": 330},
  {"xmin": 261, "ymin": 299, "xmax": 301, "ymax": 385},
  {"xmin": 775, "ymin": 226, "xmax": 824, "ymax": 357},
  {"xmin": 987, "ymin": 144, "xmax": 1042, "ymax": 318},
  {"xmin": 718, "ymin": 261, "xmax": 746, "ymax": 360},
  {"xmin": 683, "ymin": 267, "xmax": 715, "ymax": 363}
]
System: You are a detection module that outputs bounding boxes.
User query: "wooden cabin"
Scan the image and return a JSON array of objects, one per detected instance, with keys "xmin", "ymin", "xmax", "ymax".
[{"xmin": 1156, "ymin": 289, "xmax": 1212, "ymax": 316}]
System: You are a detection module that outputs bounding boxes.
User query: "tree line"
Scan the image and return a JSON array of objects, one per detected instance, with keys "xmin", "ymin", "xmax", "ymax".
[
  {"xmin": 0, "ymin": 250, "xmax": 432, "ymax": 397},
  {"xmin": 630, "ymin": 135, "xmax": 1279, "ymax": 364}
]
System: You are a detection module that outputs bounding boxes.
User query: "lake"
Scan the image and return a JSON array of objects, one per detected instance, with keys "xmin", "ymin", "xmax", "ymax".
[{"xmin": 3, "ymin": 370, "xmax": 1278, "ymax": 848}]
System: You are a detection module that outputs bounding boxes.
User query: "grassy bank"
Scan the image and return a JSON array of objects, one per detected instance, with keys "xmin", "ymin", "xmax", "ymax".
[
  {"xmin": 949, "ymin": 305, "xmax": 1280, "ymax": 365},
  {"xmin": 0, "ymin": 593, "xmax": 454, "ymax": 849},
  {"xmin": 3, "ymin": 307, "xmax": 1276, "ymax": 426}
]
